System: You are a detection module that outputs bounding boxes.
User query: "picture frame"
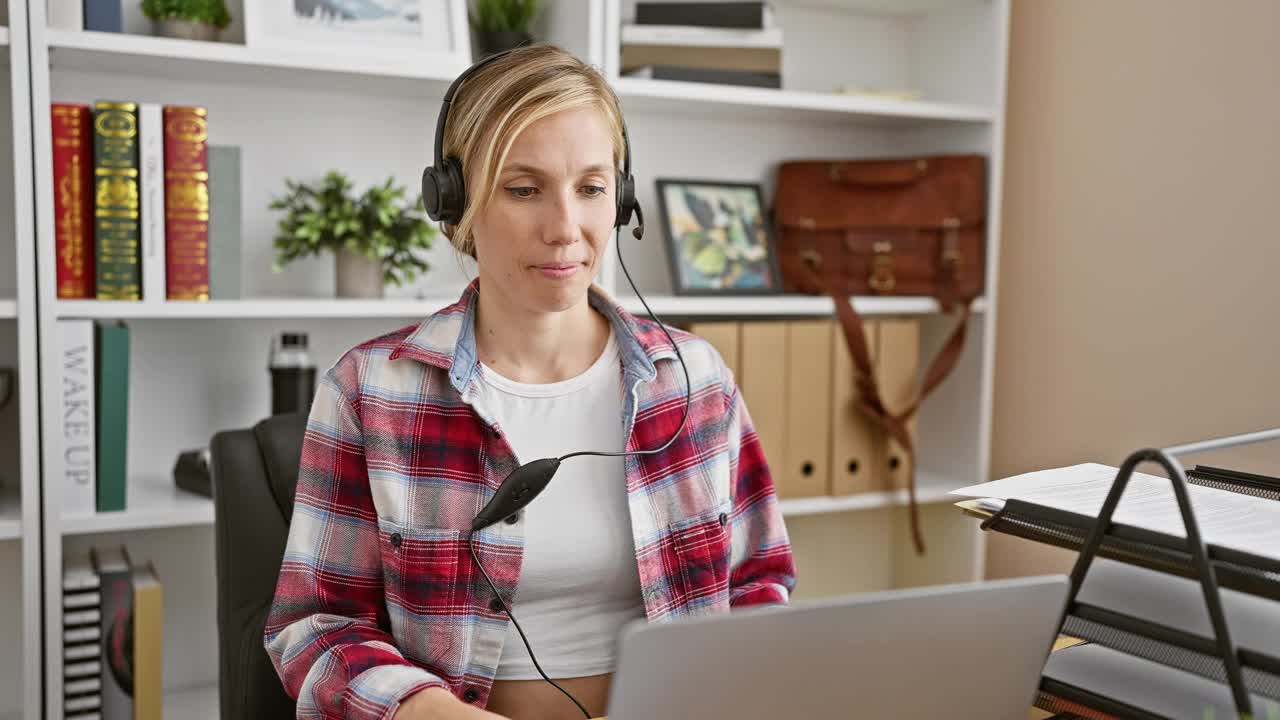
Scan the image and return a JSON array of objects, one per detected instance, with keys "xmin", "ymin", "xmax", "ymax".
[
  {"xmin": 243, "ymin": 0, "xmax": 469, "ymax": 68},
  {"xmin": 655, "ymin": 179, "xmax": 783, "ymax": 295}
]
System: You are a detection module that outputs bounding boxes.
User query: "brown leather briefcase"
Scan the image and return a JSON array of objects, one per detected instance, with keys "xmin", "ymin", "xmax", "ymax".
[{"xmin": 772, "ymin": 155, "xmax": 987, "ymax": 554}]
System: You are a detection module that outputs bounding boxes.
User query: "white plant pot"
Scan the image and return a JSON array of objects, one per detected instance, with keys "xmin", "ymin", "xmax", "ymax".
[
  {"xmin": 335, "ymin": 248, "xmax": 385, "ymax": 299},
  {"xmin": 156, "ymin": 19, "xmax": 221, "ymax": 42}
]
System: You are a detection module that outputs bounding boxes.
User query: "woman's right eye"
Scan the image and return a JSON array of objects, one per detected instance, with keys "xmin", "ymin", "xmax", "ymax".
[{"xmin": 507, "ymin": 187, "xmax": 537, "ymax": 199}]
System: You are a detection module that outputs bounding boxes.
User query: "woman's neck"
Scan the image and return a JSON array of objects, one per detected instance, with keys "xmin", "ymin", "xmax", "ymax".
[{"xmin": 473, "ymin": 281, "xmax": 611, "ymax": 385}]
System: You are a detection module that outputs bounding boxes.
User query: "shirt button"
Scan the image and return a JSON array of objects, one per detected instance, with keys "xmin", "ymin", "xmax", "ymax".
[
  {"xmin": 718, "ymin": 513, "xmax": 729, "ymax": 527},
  {"xmin": 491, "ymin": 426, "xmax": 501, "ymax": 438},
  {"xmin": 504, "ymin": 512, "xmax": 521, "ymax": 525},
  {"xmin": 389, "ymin": 532, "xmax": 402, "ymax": 548},
  {"xmin": 489, "ymin": 596, "xmax": 505, "ymax": 612},
  {"xmin": 462, "ymin": 687, "xmax": 480, "ymax": 703}
]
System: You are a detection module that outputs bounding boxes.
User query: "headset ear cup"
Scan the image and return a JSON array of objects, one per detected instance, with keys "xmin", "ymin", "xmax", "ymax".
[
  {"xmin": 616, "ymin": 173, "xmax": 636, "ymax": 228},
  {"xmin": 422, "ymin": 166, "xmax": 442, "ymax": 221},
  {"xmin": 442, "ymin": 157, "xmax": 466, "ymax": 226}
]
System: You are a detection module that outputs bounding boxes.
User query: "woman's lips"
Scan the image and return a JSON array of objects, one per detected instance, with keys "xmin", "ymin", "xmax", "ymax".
[{"xmin": 535, "ymin": 263, "xmax": 580, "ymax": 279}]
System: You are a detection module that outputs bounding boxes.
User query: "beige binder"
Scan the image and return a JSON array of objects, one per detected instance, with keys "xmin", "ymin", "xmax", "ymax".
[
  {"xmin": 876, "ymin": 319, "xmax": 920, "ymax": 492},
  {"xmin": 829, "ymin": 319, "xmax": 881, "ymax": 495},
  {"xmin": 780, "ymin": 320, "xmax": 833, "ymax": 499},
  {"xmin": 687, "ymin": 321, "xmax": 741, "ymax": 381},
  {"xmin": 739, "ymin": 321, "xmax": 787, "ymax": 477}
]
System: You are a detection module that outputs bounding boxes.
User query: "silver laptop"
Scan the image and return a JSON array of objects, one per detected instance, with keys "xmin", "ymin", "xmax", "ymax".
[{"xmin": 607, "ymin": 575, "xmax": 1069, "ymax": 720}]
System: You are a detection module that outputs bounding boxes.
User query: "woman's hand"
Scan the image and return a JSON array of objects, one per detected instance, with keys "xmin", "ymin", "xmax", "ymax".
[{"xmin": 395, "ymin": 686, "xmax": 512, "ymax": 720}]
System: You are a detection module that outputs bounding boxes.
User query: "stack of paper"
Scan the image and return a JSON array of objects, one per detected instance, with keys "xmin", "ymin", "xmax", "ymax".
[{"xmin": 950, "ymin": 463, "xmax": 1280, "ymax": 561}]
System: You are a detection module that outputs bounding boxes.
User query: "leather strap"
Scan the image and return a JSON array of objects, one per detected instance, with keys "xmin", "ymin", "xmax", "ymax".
[{"xmin": 798, "ymin": 257, "xmax": 971, "ymax": 555}]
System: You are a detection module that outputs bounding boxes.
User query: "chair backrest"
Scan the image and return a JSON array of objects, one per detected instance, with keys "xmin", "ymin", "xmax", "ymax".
[{"xmin": 210, "ymin": 412, "xmax": 307, "ymax": 720}]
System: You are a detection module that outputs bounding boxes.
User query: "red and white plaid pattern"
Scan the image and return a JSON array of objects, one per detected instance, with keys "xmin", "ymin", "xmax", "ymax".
[{"xmin": 265, "ymin": 280, "xmax": 796, "ymax": 719}]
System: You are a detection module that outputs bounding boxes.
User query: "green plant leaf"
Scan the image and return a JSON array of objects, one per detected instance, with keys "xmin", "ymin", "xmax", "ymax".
[{"xmin": 140, "ymin": 0, "xmax": 232, "ymax": 29}]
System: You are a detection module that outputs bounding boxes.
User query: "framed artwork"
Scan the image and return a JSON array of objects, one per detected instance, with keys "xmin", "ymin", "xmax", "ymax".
[
  {"xmin": 244, "ymin": 0, "xmax": 469, "ymax": 66},
  {"xmin": 655, "ymin": 179, "xmax": 782, "ymax": 295}
]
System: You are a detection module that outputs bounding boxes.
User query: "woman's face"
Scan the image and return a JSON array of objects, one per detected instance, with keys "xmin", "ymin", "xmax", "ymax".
[{"xmin": 470, "ymin": 106, "xmax": 617, "ymax": 313}]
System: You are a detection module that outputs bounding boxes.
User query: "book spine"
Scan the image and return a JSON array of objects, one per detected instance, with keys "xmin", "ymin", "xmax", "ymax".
[
  {"xmin": 96, "ymin": 554, "xmax": 133, "ymax": 720},
  {"xmin": 52, "ymin": 104, "xmax": 96, "ymax": 299},
  {"xmin": 635, "ymin": 2, "xmax": 769, "ymax": 29},
  {"xmin": 207, "ymin": 145, "xmax": 242, "ymax": 299},
  {"xmin": 131, "ymin": 566, "xmax": 163, "ymax": 720},
  {"xmin": 620, "ymin": 24, "xmax": 783, "ymax": 49},
  {"xmin": 94, "ymin": 323, "xmax": 129, "ymax": 513},
  {"xmin": 56, "ymin": 320, "xmax": 97, "ymax": 515},
  {"xmin": 82, "ymin": 0, "xmax": 122, "ymax": 33},
  {"xmin": 93, "ymin": 101, "xmax": 142, "ymax": 300},
  {"xmin": 63, "ymin": 558, "xmax": 103, "ymax": 717},
  {"xmin": 163, "ymin": 106, "xmax": 211, "ymax": 301},
  {"xmin": 139, "ymin": 104, "xmax": 167, "ymax": 302}
]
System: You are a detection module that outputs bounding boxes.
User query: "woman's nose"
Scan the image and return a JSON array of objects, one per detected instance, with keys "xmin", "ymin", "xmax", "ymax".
[{"xmin": 543, "ymin": 189, "xmax": 581, "ymax": 245}]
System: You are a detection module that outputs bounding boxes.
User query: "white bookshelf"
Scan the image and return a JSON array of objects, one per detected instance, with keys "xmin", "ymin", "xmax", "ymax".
[
  {"xmin": 0, "ymin": 487, "xmax": 19, "ymax": 541},
  {"xmin": 23, "ymin": 0, "xmax": 1011, "ymax": 717},
  {"xmin": 53, "ymin": 294, "xmax": 988, "ymax": 320},
  {"xmin": 778, "ymin": 484, "xmax": 958, "ymax": 518},
  {"xmin": 613, "ymin": 76, "xmax": 993, "ymax": 126},
  {"xmin": 61, "ymin": 477, "xmax": 214, "ymax": 536},
  {"xmin": 164, "ymin": 685, "xmax": 219, "ymax": 720},
  {"xmin": 45, "ymin": 28, "xmax": 466, "ymax": 95},
  {"xmin": 5, "ymin": 0, "xmax": 43, "ymax": 717}
]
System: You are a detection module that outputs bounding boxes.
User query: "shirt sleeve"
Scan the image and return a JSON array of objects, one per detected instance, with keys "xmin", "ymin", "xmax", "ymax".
[
  {"xmin": 264, "ymin": 369, "xmax": 448, "ymax": 720},
  {"xmin": 723, "ymin": 372, "xmax": 798, "ymax": 607}
]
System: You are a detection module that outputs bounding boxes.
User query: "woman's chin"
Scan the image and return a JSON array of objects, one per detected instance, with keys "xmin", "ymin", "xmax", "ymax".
[{"xmin": 524, "ymin": 269, "xmax": 592, "ymax": 311}]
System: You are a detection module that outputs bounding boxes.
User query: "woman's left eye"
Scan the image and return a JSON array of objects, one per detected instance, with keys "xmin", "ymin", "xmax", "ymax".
[{"xmin": 582, "ymin": 185, "xmax": 607, "ymax": 197}]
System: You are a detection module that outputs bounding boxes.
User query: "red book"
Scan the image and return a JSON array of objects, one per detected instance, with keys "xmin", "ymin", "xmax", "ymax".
[
  {"xmin": 163, "ymin": 106, "xmax": 210, "ymax": 301},
  {"xmin": 52, "ymin": 103, "xmax": 95, "ymax": 299}
]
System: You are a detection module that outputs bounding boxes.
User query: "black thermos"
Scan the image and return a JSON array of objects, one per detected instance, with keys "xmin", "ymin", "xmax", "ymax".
[{"xmin": 270, "ymin": 331, "xmax": 316, "ymax": 416}]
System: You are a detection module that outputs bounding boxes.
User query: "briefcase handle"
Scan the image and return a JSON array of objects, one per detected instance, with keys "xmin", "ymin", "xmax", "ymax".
[{"xmin": 794, "ymin": 256, "xmax": 971, "ymax": 555}]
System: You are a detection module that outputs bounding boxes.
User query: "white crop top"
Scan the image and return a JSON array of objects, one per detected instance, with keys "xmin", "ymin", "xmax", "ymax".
[{"xmin": 473, "ymin": 328, "xmax": 647, "ymax": 680}]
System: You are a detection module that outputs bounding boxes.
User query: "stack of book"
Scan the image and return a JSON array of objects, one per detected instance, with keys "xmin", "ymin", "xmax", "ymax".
[
  {"xmin": 53, "ymin": 320, "xmax": 131, "ymax": 514},
  {"xmin": 621, "ymin": 1, "xmax": 782, "ymax": 89},
  {"xmin": 63, "ymin": 547, "xmax": 163, "ymax": 720},
  {"xmin": 52, "ymin": 101, "xmax": 243, "ymax": 302}
]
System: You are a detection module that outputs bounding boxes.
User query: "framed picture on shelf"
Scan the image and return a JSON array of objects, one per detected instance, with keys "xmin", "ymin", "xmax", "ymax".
[
  {"xmin": 655, "ymin": 179, "xmax": 782, "ymax": 295},
  {"xmin": 244, "ymin": 0, "xmax": 469, "ymax": 65}
]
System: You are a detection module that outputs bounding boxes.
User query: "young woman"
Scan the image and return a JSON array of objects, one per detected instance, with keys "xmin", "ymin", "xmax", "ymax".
[{"xmin": 265, "ymin": 44, "xmax": 796, "ymax": 720}]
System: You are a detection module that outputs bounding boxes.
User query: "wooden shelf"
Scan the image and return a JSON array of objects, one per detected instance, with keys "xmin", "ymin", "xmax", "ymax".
[
  {"xmin": 0, "ymin": 487, "xmax": 20, "ymax": 541},
  {"xmin": 624, "ymin": 294, "xmax": 987, "ymax": 317},
  {"xmin": 165, "ymin": 684, "xmax": 218, "ymax": 720},
  {"xmin": 44, "ymin": 29, "xmax": 463, "ymax": 95},
  {"xmin": 779, "ymin": 483, "xmax": 959, "ymax": 518},
  {"xmin": 60, "ymin": 477, "xmax": 211, "ymax": 536},
  {"xmin": 54, "ymin": 294, "xmax": 985, "ymax": 320},
  {"xmin": 0, "ymin": 300, "xmax": 15, "ymax": 319},
  {"xmin": 614, "ymin": 77, "xmax": 993, "ymax": 126}
]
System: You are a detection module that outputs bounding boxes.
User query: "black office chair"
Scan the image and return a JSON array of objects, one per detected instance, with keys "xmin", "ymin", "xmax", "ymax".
[{"xmin": 210, "ymin": 412, "xmax": 307, "ymax": 720}]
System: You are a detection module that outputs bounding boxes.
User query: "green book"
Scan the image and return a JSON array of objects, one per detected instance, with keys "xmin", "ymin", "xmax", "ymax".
[
  {"xmin": 93, "ymin": 101, "xmax": 142, "ymax": 300},
  {"xmin": 96, "ymin": 322, "xmax": 129, "ymax": 512}
]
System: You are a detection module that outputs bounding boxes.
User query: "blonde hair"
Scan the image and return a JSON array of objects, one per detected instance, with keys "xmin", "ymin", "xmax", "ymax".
[{"xmin": 438, "ymin": 43, "xmax": 627, "ymax": 260}]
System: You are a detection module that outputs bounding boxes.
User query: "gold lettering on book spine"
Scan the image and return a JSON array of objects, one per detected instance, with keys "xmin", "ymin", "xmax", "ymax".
[
  {"xmin": 165, "ymin": 107, "xmax": 211, "ymax": 299},
  {"xmin": 95, "ymin": 103, "xmax": 141, "ymax": 300}
]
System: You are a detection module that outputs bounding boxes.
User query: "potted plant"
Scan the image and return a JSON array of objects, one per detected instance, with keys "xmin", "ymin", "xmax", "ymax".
[
  {"xmin": 470, "ymin": 0, "xmax": 541, "ymax": 59},
  {"xmin": 270, "ymin": 171, "xmax": 436, "ymax": 299},
  {"xmin": 141, "ymin": 0, "xmax": 232, "ymax": 42}
]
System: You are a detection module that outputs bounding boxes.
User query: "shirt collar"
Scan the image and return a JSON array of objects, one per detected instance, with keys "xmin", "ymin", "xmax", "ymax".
[{"xmin": 389, "ymin": 278, "xmax": 677, "ymax": 395}]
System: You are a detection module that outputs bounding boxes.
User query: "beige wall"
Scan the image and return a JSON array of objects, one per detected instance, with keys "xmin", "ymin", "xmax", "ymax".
[{"xmin": 987, "ymin": 0, "xmax": 1280, "ymax": 578}]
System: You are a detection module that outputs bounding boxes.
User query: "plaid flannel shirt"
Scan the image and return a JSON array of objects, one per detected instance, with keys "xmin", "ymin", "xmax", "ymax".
[{"xmin": 265, "ymin": 280, "xmax": 796, "ymax": 719}]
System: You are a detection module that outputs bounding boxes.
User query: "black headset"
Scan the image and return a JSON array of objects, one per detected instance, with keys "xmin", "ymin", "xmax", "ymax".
[
  {"xmin": 420, "ymin": 48, "xmax": 690, "ymax": 720},
  {"xmin": 422, "ymin": 47, "xmax": 641, "ymax": 235}
]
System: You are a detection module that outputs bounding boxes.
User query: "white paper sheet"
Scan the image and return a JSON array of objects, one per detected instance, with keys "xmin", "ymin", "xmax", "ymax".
[{"xmin": 951, "ymin": 463, "xmax": 1280, "ymax": 561}]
